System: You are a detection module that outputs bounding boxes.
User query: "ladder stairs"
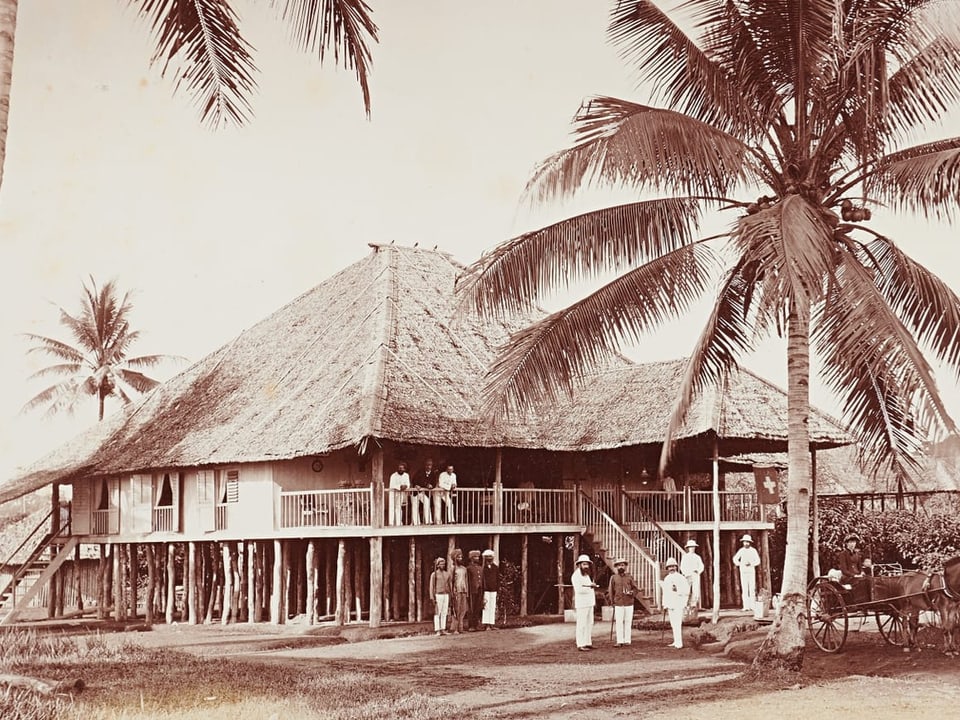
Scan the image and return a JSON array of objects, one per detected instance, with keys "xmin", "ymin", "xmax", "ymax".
[{"xmin": 0, "ymin": 512, "xmax": 77, "ymax": 626}]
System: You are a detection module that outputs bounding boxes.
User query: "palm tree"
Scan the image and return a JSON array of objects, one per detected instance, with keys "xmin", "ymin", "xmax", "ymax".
[
  {"xmin": 459, "ymin": 1, "xmax": 960, "ymax": 668},
  {"xmin": 23, "ymin": 277, "xmax": 178, "ymax": 421},
  {"xmin": 0, "ymin": 0, "xmax": 378, "ymax": 191}
]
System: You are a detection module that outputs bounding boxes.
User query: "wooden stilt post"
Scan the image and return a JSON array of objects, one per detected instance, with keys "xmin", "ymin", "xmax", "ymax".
[
  {"xmin": 48, "ymin": 483, "xmax": 60, "ymax": 619},
  {"xmin": 556, "ymin": 533, "xmax": 564, "ymax": 615},
  {"xmin": 369, "ymin": 536, "xmax": 383, "ymax": 628},
  {"xmin": 306, "ymin": 540, "xmax": 316, "ymax": 625},
  {"xmin": 96, "ymin": 544, "xmax": 106, "ymax": 620},
  {"xmin": 145, "ymin": 544, "xmax": 156, "ymax": 624},
  {"xmin": 383, "ymin": 539, "xmax": 392, "ymax": 621},
  {"xmin": 246, "ymin": 541, "xmax": 256, "ymax": 624},
  {"xmin": 165, "ymin": 544, "xmax": 175, "ymax": 624},
  {"xmin": 254, "ymin": 541, "xmax": 265, "ymax": 623},
  {"xmin": 335, "ymin": 539, "xmax": 346, "ymax": 625},
  {"xmin": 353, "ymin": 542, "xmax": 363, "ymax": 622},
  {"xmin": 74, "ymin": 543, "xmax": 83, "ymax": 612},
  {"xmin": 203, "ymin": 543, "xmax": 217, "ymax": 624},
  {"xmin": 113, "ymin": 542, "xmax": 122, "ymax": 621},
  {"xmin": 129, "ymin": 543, "xmax": 138, "ymax": 620},
  {"xmin": 270, "ymin": 539, "xmax": 283, "ymax": 624},
  {"xmin": 344, "ymin": 542, "xmax": 354, "ymax": 623},
  {"xmin": 222, "ymin": 543, "xmax": 233, "ymax": 624},
  {"xmin": 326, "ymin": 540, "xmax": 337, "ymax": 618},
  {"xmin": 415, "ymin": 542, "xmax": 423, "ymax": 622},
  {"xmin": 408, "ymin": 537, "xmax": 416, "ymax": 622},
  {"xmin": 186, "ymin": 542, "xmax": 196, "ymax": 623},
  {"xmin": 520, "ymin": 534, "xmax": 528, "ymax": 616}
]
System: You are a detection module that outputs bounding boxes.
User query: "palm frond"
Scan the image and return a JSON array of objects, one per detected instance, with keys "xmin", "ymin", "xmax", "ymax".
[
  {"xmin": 20, "ymin": 379, "xmax": 89, "ymax": 418},
  {"xmin": 457, "ymin": 197, "xmax": 708, "ymax": 318},
  {"xmin": 523, "ymin": 97, "xmax": 754, "ymax": 204},
  {"xmin": 482, "ymin": 243, "xmax": 716, "ymax": 418},
  {"xmin": 22, "ymin": 334, "xmax": 86, "ymax": 364},
  {"xmin": 125, "ymin": 353, "xmax": 188, "ymax": 369},
  {"xmin": 856, "ymin": 236, "xmax": 960, "ymax": 376},
  {"xmin": 866, "ymin": 137, "xmax": 960, "ymax": 219},
  {"xmin": 731, "ymin": 194, "xmax": 835, "ymax": 312},
  {"xmin": 659, "ymin": 260, "xmax": 757, "ymax": 471},
  {"xmin": 814, "ymin": 250, "xmax": 957, "ymax": 477},
  {"xmin": 607, "ymin": 0, "xmax": 773, "ymax": 137},
  {"xmin": 116, "ymin": 369, "xmax": 162, "ymax": 395},
  {"xmin": 274, "ymin": 0, "xmax": 379, "ymax": 116},
  {"xmin": 134, "ymin": 0, "xmax": 258, "ymax": 128},
  {"xmin": 26, "ymin": 363, "xmax": 85, "ymax": 381}
]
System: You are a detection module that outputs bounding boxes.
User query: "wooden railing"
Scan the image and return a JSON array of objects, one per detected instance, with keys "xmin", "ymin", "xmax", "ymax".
[
  {"xmin": 279, "ymin": 489, "xmax": 372, "ymax": 529},
  {"xmin": 215, "ymin": 504, "xmax": 228, "ymax": 531},
  {"xmin": 580, "ymin": 493, "xmax": 660, "ymax": 605},
  {"xmin": 152, "ymin": 506, "xmax": 175, "ymax": 533},
  {"xmin": 91, "ymin": 509, "xmax": 119, "ymax": 535},
  {"xmin": 624, "ymin": 489, "xmax": 766, "ymax": 524},
  {"xmin": 279, "ymin": 487, "xmax": 578, "ymax": 529}
]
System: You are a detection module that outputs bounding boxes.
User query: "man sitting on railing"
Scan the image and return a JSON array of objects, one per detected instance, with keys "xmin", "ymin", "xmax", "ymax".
[
  {"xmin": 438, "ymin": 463, "xmax": 458, "ymax": 524},
  {"xmin": 388, "ymin": 462, "xmax": 411, "ymax": 526}
]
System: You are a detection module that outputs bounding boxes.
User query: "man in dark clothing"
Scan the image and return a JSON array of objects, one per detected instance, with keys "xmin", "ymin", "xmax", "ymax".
[
  {"xmin": 481, "ymin": 549, "xmax": 500, "ymax": 630},
  {"xmin": 836, "ymin": 534, "xmax": 872, "ymax": 602},
  {"xmin": 466, "ymin": 550, "xmax": 483, "ymax": 631}
]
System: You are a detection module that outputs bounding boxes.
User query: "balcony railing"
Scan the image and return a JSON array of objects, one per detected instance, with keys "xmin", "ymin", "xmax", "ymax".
[
  {"xmin": 623, "ymin": 489, "xmax": 767, "ymax": 524},
  {"xmin": 280, "ymin": 489, "xmax": 372, "ymax": 529},
  {"xmin": 215, "ymin": 504, "xmax": 228, "ymax": 531},
  {"xmin": 91, "ymin": 509, "xmax": 119, "ymax": 535},
  {"xmin": 501, "ymin": 488, "xmax": 576, "ymax": 525},
  {"xmin": 152, "ymin": 506, "xmax": 175, "ymax": 533}
]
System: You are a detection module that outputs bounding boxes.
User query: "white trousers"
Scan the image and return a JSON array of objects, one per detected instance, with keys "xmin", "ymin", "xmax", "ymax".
[
  {"xmin": 613, "ymin": 605, "xmax": 634, "ymax": 644},
  {"xmin": 420, "ymin": 494, "xmax": 432, "ymax": 524},
  {"xmin": 666, "ymin": 606, "xmax": 683, "ymax": 647},
  {"xmin": 388, "ymin": 491, "xmax": 404, "ymax": 526},
  {"xmin": 433, "ymin": 492, "xmax": 443, "ymax": 524},
  {"xmin": 482, "ymin": 591, "xmax": 497, "ymax": 625},
  {"xmin": 575, "ymin": 606, "xmax": 594, "ymax": 648},
  {"xmin": 739, "ymin": 567, "xmax": 756, "ymax": 610},
  {"xmin": 686, "ymin": 573, "xmax": 701, "ymax": 608},
  {"xmin": 433, "ymin": 593, "xmax": 449, "ymax": 631}
]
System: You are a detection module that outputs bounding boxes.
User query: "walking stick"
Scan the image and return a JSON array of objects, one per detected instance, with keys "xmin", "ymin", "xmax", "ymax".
[
  {"xmin": 610, "ymin": 605, "xmax": 615, "ymax": 642},
  {"xmin": 660, "ymin": 607, "xmax": 667, "ymax": 643}
]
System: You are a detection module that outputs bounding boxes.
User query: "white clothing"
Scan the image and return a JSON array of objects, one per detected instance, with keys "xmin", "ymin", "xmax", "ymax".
[
  {"xmin": 681, "ymin": 550, "xmax": 705, "ymax": 608},
  {"xmin": 575, "ymin": 606, "xmax": 594, "ymax": 648},
  {"xmin": 613, "ymin": 605, "xmax": 634, "ymax": 645},
  {"xmin": 419, "ymin": 491, "xmax": 433, "ymax": 524},
  {"xmin": 433, "ymin": 593, "xmax": 450, "ymax": 632},
  {"xmin": 572, "ymin": 568, "xmax": 596, "ymax": 649},
  {"xmin": 439, "ymin": 471, "xmax": 457, "ymax": 522},
  {"xmin": 388, "ymin": 471, "xmax": 410, "ymax": 526},
  {"xmin": 660, "ymin": 570, "xmax": 690, "ymax": 648},
  {"xmin": 482, "ymin": 591, "xmax": 497, "ymax": 625},
  {"xmin": 733, "ymin": 545, "xmax": 761, "ymax": 610}
]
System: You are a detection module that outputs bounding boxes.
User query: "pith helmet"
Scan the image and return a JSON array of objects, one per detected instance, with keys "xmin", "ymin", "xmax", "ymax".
[
  {"xmin": 576, "ymin": 554, "xmax": 593, "ymax": 564},
  {"xmin": 685, "ymin": 539, "xmax": 698, "ymax": 548},
  {"xmin": 741, "ymin": 534, "xmax": 753, "ymax": 543},
  {"xmin": 665, "ymin": 557, "xmax": 678, "ymax": 568}
]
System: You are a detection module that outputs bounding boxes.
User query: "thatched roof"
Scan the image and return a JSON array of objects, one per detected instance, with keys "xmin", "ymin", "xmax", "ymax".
[{"xmin": 0, "ymin": 244, "xmax": 850, "ymax": 504}]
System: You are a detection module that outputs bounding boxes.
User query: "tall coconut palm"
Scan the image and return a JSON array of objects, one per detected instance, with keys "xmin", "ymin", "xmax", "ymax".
[
  {"xmin": 23, "ymin": 277, "xmax": 178, "ymax": 421},
  {"xmin": 459, "ymin": 1, "xmax": 960, "ymax": 668},
  {"xmin": 0, "ymin": 0, "xmax": 378, "ymax": 191}
]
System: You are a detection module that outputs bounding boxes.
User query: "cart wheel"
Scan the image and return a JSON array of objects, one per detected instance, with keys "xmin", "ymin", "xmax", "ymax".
[
  {"xmin": 876, "ymin": 606, "xmax": 907, "ymax": 647},
  {"xmin": 807, "ymin": 581, "xmax": 848, "ymax": 652}
]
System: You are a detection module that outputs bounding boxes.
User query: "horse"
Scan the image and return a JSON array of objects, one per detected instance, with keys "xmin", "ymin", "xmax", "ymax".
[{"xmin": 872, "ymin": 565, "xmax": 960, "ymax": 656}]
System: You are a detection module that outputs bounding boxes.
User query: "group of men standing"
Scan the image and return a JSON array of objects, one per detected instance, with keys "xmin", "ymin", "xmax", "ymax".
[
  {"xmin": 427, "ymin": 547, "xmax": 500, "ymax": 635},
  {"xmin": 387, "ymin": 459, "xmax": 458, "ymax": 526}
]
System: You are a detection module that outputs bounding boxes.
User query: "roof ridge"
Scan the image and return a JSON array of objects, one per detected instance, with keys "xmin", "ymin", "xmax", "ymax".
[{"xmin": 358, "ymin": 245, "xmax": 397, "ymax": 438}]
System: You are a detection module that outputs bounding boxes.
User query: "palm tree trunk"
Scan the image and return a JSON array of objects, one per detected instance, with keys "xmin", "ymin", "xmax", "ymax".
[
  {"xmin": 0, "ymin": 0, "xmax": 17, "ymax": 193},
  {"xmin": 757, "ymin": 302, "xmax": 812, "ymax": 670}
]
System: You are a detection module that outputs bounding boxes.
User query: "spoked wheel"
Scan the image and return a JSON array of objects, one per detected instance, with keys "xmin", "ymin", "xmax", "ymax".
[
  {"xmin": 807, "ymin": 581, "xmax": 848, "ymax": 652},
  {"xmin": 876, "ymin": 606, "xmax": 907, "ymax": 647}
]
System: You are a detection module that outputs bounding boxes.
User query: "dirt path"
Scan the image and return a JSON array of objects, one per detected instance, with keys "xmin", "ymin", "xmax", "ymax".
[{"xmin": 115, "ymin": 618, "xmax": 960, "ymax": 719}]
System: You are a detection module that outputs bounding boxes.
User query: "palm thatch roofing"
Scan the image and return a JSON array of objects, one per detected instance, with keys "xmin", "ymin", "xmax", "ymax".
[{"xmin": 0, "ymin": 244, "xmax": 850, "ymax": 504}]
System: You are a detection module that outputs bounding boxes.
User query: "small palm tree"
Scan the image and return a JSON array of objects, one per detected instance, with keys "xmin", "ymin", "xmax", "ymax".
[
  {"xmin": 23, "ymin": 277, "xmax": 178, "ymax": 421},
  {"xmin": 459, "ymin": 1, "xmax": 960, "ymax": 668},
  {"xmin": 0, "ymin": 0, "xmax": 379, "ymax": 190}
]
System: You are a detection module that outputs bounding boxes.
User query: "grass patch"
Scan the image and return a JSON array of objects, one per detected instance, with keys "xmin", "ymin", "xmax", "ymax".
[{"xmin": 0, "ymin": 630, "xmax": 453, "ymax": 720}]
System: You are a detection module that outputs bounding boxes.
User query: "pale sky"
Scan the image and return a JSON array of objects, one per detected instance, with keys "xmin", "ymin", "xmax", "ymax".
[{"xmin": 1, "ymin": 0, "xmax": 959, "ymax": 482}]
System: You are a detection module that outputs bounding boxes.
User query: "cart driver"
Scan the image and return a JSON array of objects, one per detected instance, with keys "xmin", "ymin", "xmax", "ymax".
[{"xmin": 836, "ymin": 534, "xmax": 872, "ymax": 602}]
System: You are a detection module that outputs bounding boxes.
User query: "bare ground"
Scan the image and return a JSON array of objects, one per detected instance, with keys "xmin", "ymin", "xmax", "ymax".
[{"xmin": 94, "ymin": 615, "xmax": 960, "ymax": 719}]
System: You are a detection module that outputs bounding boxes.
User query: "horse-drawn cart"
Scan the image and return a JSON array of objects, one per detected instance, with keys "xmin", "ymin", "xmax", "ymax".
[{"xmin": 807, "ymin": 563, "xmax": 914, "ymax": 652}]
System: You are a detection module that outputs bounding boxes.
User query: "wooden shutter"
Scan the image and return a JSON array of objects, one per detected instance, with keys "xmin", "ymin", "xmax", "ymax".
[
  {"xmin": 197, "ymin": 470, "xmax": 215, "ymax": 532},
  {"xmin": 107, "ymin": 478, "xmax": 120, "ymax": 534},
  {"xmin": 71, "ymin": 480, "xmax": 91, "ymax": 535},
  {"xmin": 130, "ymin": 474, "xmax": 152, "ymax": 533},
  {"xmin": 169, "ymin": 472, "xmax": 181, "ymax": 532}
]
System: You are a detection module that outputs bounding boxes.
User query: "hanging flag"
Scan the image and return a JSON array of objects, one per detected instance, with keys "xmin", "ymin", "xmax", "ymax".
[{"xmin": 754, "ymin": 465, "xmax": 780, "ymax": 504}]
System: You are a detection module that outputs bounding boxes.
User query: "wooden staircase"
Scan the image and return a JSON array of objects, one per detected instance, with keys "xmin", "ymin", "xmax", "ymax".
[
  {"xmin": 0, "ymin": 510, "xmax": 77, "ymax": 626},
  {"xmin": 580, "ymin": 492, "xmax": 660, "ymax": 610}
]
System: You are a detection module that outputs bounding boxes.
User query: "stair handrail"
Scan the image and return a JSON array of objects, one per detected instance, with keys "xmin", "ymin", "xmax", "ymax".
[
  {"xmin": 619, "ymin": 492, "xmax": 686, "ymax": 562},
  {"xmin": 0, "ymin": 507, "xmax": 71, "ymax": 602},
  {"xmin": 579, "ymin": 492, "xmax": 659, "ymax": 569}
]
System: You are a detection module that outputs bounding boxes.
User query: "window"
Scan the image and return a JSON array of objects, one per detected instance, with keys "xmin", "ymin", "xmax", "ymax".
[
  {"xmin": 219, "ymin": 469, "xmax": 239, "ymax": 504},
  {"xmin": 197, "ymin": 470, "xmax": 215, "ymax": 504},
  {"xmin": 156, "ymin": 473, "xmax": 174, "ymax": 507}
]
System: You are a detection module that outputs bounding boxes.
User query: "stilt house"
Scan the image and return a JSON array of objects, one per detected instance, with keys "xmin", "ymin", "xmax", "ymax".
[{"xmin": 0, "ymin": 244, "xmax": 849, "ymax": 626}]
